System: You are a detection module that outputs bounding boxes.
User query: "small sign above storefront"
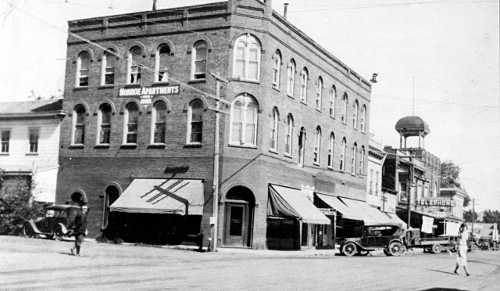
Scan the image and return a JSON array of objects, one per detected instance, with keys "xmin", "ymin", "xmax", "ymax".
[
  {"xmin": 319, "ymin": 208, "xmax": 336, "ymax": 216},
  {"xmin": 118, "ymin": 85, "xmax": 180, "ymax": 97},
  {"xmin": 416, "ymin": 198, "xmax": 455, "ymax": 207}
]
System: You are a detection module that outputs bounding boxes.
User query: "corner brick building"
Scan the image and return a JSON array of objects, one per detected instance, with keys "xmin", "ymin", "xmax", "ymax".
[{"xmin": 57, "ymin": 0, "xmax": 372, "ymax": 249}]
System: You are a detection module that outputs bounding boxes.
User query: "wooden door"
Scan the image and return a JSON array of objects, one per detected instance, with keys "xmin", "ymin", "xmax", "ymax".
[{"xmin": 224, "ymin": 203, "xmax": 249, "ymax": 247}]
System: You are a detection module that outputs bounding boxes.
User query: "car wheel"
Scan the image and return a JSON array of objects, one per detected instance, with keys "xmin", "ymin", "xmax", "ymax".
[
  {"xmin": 341, "ymin": 242, "xmax": 358, "ymax": 257},
  {"xmin": 388, "ymin": 241, "xmax": 403, "ymax": 256},
  {"xmin": 431, "ymin": 244, "xmax": 442, "ymax": 254}
]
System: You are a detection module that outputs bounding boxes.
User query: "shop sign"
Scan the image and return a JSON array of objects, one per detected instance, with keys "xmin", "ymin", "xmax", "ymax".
[
  {"xmin": 118, "ymin": 85, "xmax": 180, "ymax": 97},
  {"xmin": 416, "ymin": 198, "xmax": 455, "ymax": 207},
  {"xmin": 319, "ymin": 208, "xmax": 336, "ymax": 216}
]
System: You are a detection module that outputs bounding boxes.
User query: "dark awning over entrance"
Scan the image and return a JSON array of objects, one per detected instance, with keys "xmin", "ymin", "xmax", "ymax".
[
  {"xmin": 110, "ymin": 179, "xmax": 204, "ymax": 215},
  {"xmin": 268, "ymin": 184, "xmax": 330, "ymax": 225}
]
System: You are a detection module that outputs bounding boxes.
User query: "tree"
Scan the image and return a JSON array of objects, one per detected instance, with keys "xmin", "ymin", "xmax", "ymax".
[
  {"xmin": 440, "ymin": 161, "xmax": 461, "ymax": 188},
  {"xmin": 464, "ymin": 210, "xmax": 478, "ymax": 223}
]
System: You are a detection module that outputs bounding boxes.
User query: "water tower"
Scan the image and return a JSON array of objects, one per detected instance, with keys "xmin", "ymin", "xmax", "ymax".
[{"xmin": 395, "ymin": 115, "xmax": 430, "ymax": 149}]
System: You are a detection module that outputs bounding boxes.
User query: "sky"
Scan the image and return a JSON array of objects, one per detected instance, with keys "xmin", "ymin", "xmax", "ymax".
[{"xmin": 0, "ymin": 0, "xmax": 498, "ymax": 210}]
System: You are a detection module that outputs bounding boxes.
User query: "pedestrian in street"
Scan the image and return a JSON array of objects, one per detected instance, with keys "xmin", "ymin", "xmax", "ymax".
[
  {"xmin": 454, "ymin": 223, "xmax": 470, "ymax": 276},
  {"xmin": 68, "ymin": 202, "xmax": 89, "ymax": 256}
]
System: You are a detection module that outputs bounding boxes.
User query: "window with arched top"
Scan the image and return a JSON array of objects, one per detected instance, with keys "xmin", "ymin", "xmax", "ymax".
[
  {"xmin": 351, "ymin": 142, "xmax": 358, "ymax": 175},
  {"xmin": 313, "ymin": 126, "xmax": 321, "ymax": 164},
  {"xmin": 352, "ymin": 100, "xmax": 359, "ymax": 129},
  {"xmin": 72, "ymin": 104, "xmax": 86, "ymax": 145},
  {"xmin": 360, "ymin": 105, "xmax": 367, "ymax": 133},
  {"xmin": 285, "ymin": 114, "xmax": 294, "ymax": 155},
  {"xmin": 286, "ymin": 59, "xmax": 296, "ymax": 97},
  {"xmin": 97, "ymin": 103, "xmax": 112, "ymax": 145},
  {"xmin": 230, "ymin": 94, "xmax": 258, "ymax": 146},
  {"xmin": 76, "ymin": 51, "xmax": 90, "ymax": 87},
  {"xmin": 101, "ymin": 49, "xmax": 116, "ymax": 86},
  {"xmin": 328, "ymin": 132, "xmax": 335, "ymax": 169},
  {"xmin": 340, "ymin": 137, "xmax": 347, "ymax": 172},
  {"xmin": 155, "ymin": 44, "xmax": 171, "ymax": 83},
  {"xmin": 192, "ymin": 40, "xmax": 207, "ymax": 80},
  {"xmin": 315, "ymin": 77, "xmax": 323, "ymax": 111},
  {"xmin": 329, "ymin": 86, "xmax": 336, "ymax": 118},
  {"xmin": 187, "ymin": 99, "xmax": 203, "ymax": 144},
  {"xmin": 123, "ymin": 102, "xmax": 139, "ymax": 144},
  {"xmin": 299, "ymin": 67, "xmax": 308, "ymax": 103},
  {"xmin": 272, "ymin": 50, "xmax": 281, "ymax": 89},
  {"xmin": 127, "ymin": 46, "xmax": 142, "ymax": 84},
  {"xmin": 270, "ymin": 107, "xmax": 279, "ymax": 151},
  {"xmin": 341, "ymin": 93, "xmax": 348, "ymax": 124},
  {"xmin": 298, "ymin": 127, "xmax": 306, "ymax": 166},
  {"xmin": 151, "ymin": 101, "xmax": 167, "ymax": 144},
  {"xmin": 359, "ymin": 146, "xmax": 365, "ymax": 175},
  {"xmin": 233, "ymin": 34, "xmax": 261, "ymax": 81}
]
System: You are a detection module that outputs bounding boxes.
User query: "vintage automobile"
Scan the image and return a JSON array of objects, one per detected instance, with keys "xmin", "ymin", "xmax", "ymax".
[
  {"xmin": 22, "ymin": 204, "xmax": 80, "ymax": 240},
  {"xmin": 339, "ymin": 224, "xmax": 406, "ymax": 256}
]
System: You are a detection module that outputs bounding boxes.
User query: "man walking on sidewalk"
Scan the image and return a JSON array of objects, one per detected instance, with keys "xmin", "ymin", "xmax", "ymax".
[{"xmin": 68, "ymin": 201, "xmax": 89, "ymax": 256}]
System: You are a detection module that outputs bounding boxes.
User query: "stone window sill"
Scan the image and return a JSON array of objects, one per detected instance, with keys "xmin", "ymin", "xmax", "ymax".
[
  {"xmin": 25, "ymin": 153, "xmax": 39, "ymax": 156},
  {"xmin": 120, "ymin": 144, "xmax": 137, "ymax": 149},
  {"xmin": 148, "ymin": 144, "xmax": 166, "ymax": 149},
  {"xmin": 184, "ymin": 143, "xmax": 202, "ymax": 148},
  {"xmin": 69, "ymin": 144, "xmax": 84, "ymax": 149},
  {"xmin": 228, "ymin": 143, "xmax": 257, "ymax": 149},
  {"xmin": 94, "ymin": 144, "xmax": 110, "ymax": 149}
]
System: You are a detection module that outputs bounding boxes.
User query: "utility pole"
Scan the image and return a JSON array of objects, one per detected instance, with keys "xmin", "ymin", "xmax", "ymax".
[
  {"xmin": 471, "ymin": 198, "xmax": 475, "ymax": 239},
  {"xmin": 209, "ymin": 72, "xmax": 228, "ymax": 252},
  {"xmin": 406, "ymin": 156, "xmax": 414, "ymax": 229}
]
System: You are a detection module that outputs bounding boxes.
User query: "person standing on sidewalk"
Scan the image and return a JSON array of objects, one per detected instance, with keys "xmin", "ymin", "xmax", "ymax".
[
  {"xmin": 68, "ymin": 202, "xmax": 89, "ymax": 256},
  {"xmin": 454, "ymin": 223, "xmax": 470, "ymax": 276}
]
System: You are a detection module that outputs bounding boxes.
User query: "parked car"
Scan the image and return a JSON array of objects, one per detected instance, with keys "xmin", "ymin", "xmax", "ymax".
[
  {"xmin": 22, "ymin": 204, "xmax": 79, "ymax": 240},
  {"xmin": 339, "ymin": 224, "xmax": 406, "ymax": 256}
]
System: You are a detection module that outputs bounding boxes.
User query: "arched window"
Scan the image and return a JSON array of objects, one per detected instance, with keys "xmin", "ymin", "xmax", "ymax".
[
  {"xmin": 76, "ymin": 51, "xmax": 90, "ymax": 87},
  {"xmin": 270, "ymin": 107, "xmax": 279, "ymax": 151},
  {"xmin": 230, "ymin": 94, "xmax": 258, "ymax": 146},
  {"xmin": 286, "ymin": 59, "xmax": 296, "ymax": 97},
  {"xmin": 151, "ymin": 101, "xmax": 167, "ymax": 144},
  {"xmin": 359, "ymin": 146, "xmax": 365, "ymax": 175},
  {"xmin": 352, "ymin": 100, "xmax": 359, "ymax": 129},
  {"xmin": 97, "ymin": 103, "xmax": 112, "ymax": 145},
  {"xmin": 102, "ymin": 185, "xmax": 120, "ymax": 230},
  {"xmin": 329, "ymin": 85, "xmax": 336, "ymax": 118},
  {"xmin": 233, "ymin": 34, "xmax": 260, "ymax": 81},
  {"xmin": 341, "ymin": 93, "xmax": 348, "ymax": 124},
  {"xmin": 360, "ymin": 105, "xmax": 367, "ymax": 133},
  {"xmin": 328, "ymin": 132, "xmax": 335, "ymax": 168},
  {"xmin": 272, "ymin": 50, "xmax": 281, "ymax": 88},
  {"xmin": 285, "ymin": 114, "xmax": 294, "ymax": 155},
  {"xmin": 123, "ymin": 102, "xmax": 139, "ymax": 144},
  {"xmin": 351, "ymin": 142, "xmax": 358, "ymax": 175},
  {"xmin": 315, "ymin": 76, "xmax": 323, "ymax": 111},
  {"xmin": 155, "ymin": 44, "xmax": 171, "ymax": 82},
  {"xmin": 127, "ymin": 46, "xmax": 142, "ymax": 84},
  {"xmin": 299, "ymin": 67, "xmax": 308, "ymax": 103},
  {"xmin": 298, "ymin": 127, "xmax": 306, "ymax": 166},
  {"xmin": 187, "ymin": 99, "xmax": 203, "ymax": 144},
  {"xmin": 192, "ymin": 40, "xmax": 207, "ymax": 80},
  {"xmin": 313, "ymin": 126, "xmax": 321, "ymax": 164},
  {"xmin": 72, "ymin": 104, "xmax": 86, "ymax": 145},
  {"xmin": 101, "ymin": 49, "xmax": 116, "ymax": 86},
  {"xmin": 340, "ymin": 137, "xmax": 347, "ymax": 171}
]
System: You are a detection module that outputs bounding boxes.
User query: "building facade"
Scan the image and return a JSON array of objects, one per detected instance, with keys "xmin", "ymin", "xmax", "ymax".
[
  {"xmin": 56, "ymin": 0, "xmax": 371, "ymax": 249},
  {"xmin": 0, "ymin": 99, "xmax": 64, "ymax": 202}
]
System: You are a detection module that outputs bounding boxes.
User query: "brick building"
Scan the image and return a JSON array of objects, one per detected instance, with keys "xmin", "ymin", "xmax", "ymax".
[{"xmin": 57, "ymin": 0, "xmax": 372, "ymax": 249}]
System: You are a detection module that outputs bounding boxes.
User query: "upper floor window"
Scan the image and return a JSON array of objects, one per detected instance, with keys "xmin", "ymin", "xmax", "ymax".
[
  {"xmin": 375, "ymin": 170, "xmax": 380, "ymax": 195},
  {"xmin": 286, "ymin": 59, "xmax": 296, "ymax": 97},
  {"xmin": 315, "ymin": 76, "xmax": 323, "ymax": 111},
  {"xmin": 123, "ymin": 102, "xmax": 139, "ymax": 144},
  {"xmin": 151, "ymin": 101, "xmax": 167, "ymax": 144},
  {"xmin": 369, "ymin": 169, "xmax": 374, "ymax": 195},
  {"xmin": 101, "ymin": 49, "xmax": 116, "ymax": 86},
  {"xmin": 272, "ymin": 50, "xmax": 281, "ymax": 89},
  {"xmin": 97, "ymin": 103, "xmax": 112, "ymax": 145},
  {"xmin": 340, "ymin": 137, "xmax": 347, "ymax": 172},
  {"xmin": 313, "ymin": 126, "xmax": 321, "ymax": 165},
  {"xmin": 192, "ymin": 40, "xmax": 207, "ymax": 80},
  {"xmin": 360, "ymin": 105, "xmax": 367, "ymax": 133},
  {"xmin": 352, "ymin": 100, "xmax": 359, "ymax": 129},
  {"xmin": 127, "ymin": 46, "xmax": 143, "ymax": 84},
  {"xmin": 155, "ymin": 44, "xmax": 171, "ymax": 83},
  {"xmin": 230, "ymin": 94, "xmax": 258, "ymax": 146},
  {"xmin": 327, "ymin": 132, "xmax": 335, "ymax": 169},
  {"xmin": 76, "ymin": 51, "xmax": 90, "ymax": 87},
  {"xmin": 298, "ymin": 127, "xmax": 306, "ymax": 166},
  {"xmin": 329, "ymin": 86, "xmax": 336, "ymax": 118},
  {"xmin": 351, "ymin": 142, "xmax": 358, "ymax": 175},
  {"xmin": 187, "ymin": 99, "xmax": 203, "ymax": 144},
  {"xmin": 285, "ymin": 114, "xmax": 294, "ymax": 155},
  {"xmin": 341, "ymin": 93, "xmax": 348, "ymax": 124},
  {"xmin": 1, "ymin": 130, "xmax": 10, "ymax": 153},
  {"xmin": 270, "ymin": 107, "xmax": 279, "ymax": 151},
  {"xmin": 359, "ymin": 146, "xmax": 365, "ymax": 175},
  {"xmin": 299, "ymin": 67, "xmax": 308, "ymax": 103},
  {"xmin": 28, "ymin": 128, "xmax": 39, "ymax": 153},
  {"xmin": 233, "ymin": 34, "xmax": 260, "ymax": 81},
  {"xmin": 72, "ymin": 104, "xmax": 86, "ymax": 145}
]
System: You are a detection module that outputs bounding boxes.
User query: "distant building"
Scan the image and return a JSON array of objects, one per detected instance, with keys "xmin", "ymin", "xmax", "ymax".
[{"xmin": 0, "ymin": 99, "xmax": 64, "ymax": 202}]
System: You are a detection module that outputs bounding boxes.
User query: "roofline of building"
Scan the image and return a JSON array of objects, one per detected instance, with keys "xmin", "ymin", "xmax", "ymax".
[{"xmin": 0, "ymin": 111, "xmax": 66, "ymax": 120}]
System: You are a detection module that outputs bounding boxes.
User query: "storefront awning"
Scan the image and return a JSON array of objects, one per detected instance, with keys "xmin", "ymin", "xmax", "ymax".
[
  {"xmin": 340, "ymin": 198, "xmax": 393, "ymax": 225},
  {"xmin": 385, "ymin": 212, "xmax": 407, "ymax": 228},
  {"xmin": 316, "ymin": 194, "xmax": 363, "ymax": 220},
  {"xmin": 110, "ymin": 179, "xmax": 204, "ymax": 215},
  {"xmin": 268, "ymin": 184, "xmax": 330, "ymax": 225}
]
